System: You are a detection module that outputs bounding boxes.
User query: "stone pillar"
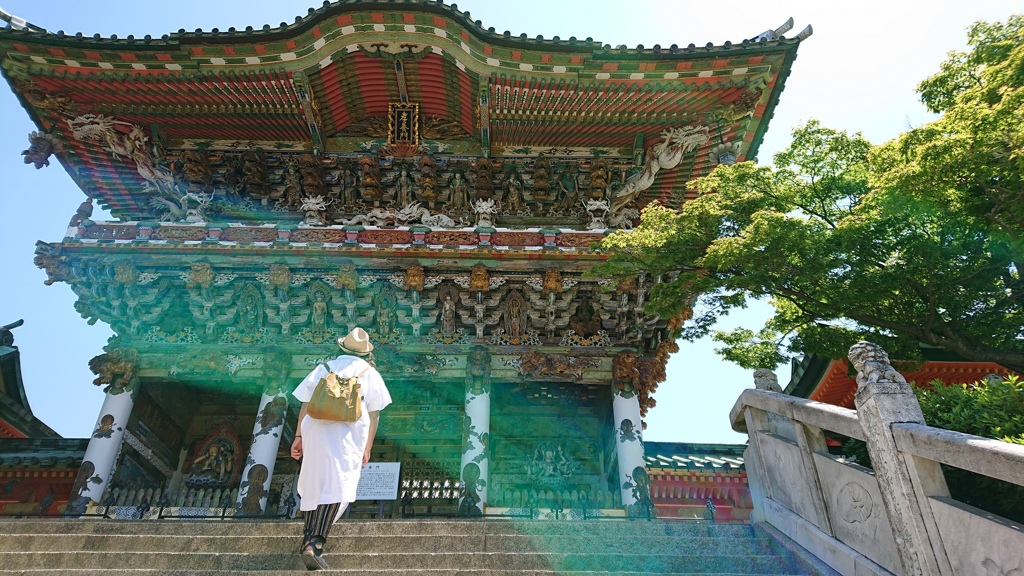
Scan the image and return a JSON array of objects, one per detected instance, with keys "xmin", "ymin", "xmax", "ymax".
[
  {"xmin": 850, "ymin": 341, "xmax": 952, "ymax": 576},
  {"xmin": 70, "ymin": 349, "xmax": 139, "ymax": 514},
  {"xmin": 459, "ymin": 346, "xmax": 491, "ymax": 516},
  {"xmin": 235, "ymin": 388, "xmax": 289, "ymax": 515},
  {"xmin": 612, "ymin": 384, "xmax": 649, "ymax": 514}
]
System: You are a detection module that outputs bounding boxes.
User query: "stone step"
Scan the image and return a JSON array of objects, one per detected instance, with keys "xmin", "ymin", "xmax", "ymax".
[
  {"xmin": 0, "ymin": 551, "xmax": 797, "ymax": 573},
  {"xmin": 0, "ymin": 519, "xmax": 757, "ymax": 538},
  {"xmin": 0, "ymin": 565, "xmax": 815, "ymax": 569},
  {"xmin": 0, "ymin": 533, "xmax": 777, "ymax": 556}
]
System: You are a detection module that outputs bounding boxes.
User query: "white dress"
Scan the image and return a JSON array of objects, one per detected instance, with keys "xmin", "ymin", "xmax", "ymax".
[{"xmin": 292, "ymin": 355, "xmax": 392, "ymax": 511}]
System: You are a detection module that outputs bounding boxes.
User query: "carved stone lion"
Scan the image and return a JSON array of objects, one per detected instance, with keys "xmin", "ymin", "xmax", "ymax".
[
  {"xmin": 613, "ymin": 351, "xmax": 640, "ymax": 383},
  {"xmin": 848, "ymin": 341, "xmax": 907, "ymax": 385},
  {"xmin": 335, "ymin": 264, "xmax": 358, "ymax": 291},
  {"xmin": 89, "ymin": 348, "xmax": 139, "ymax": 395},
  {"xmin": 187, "ymin": 262, "xmax": 214, "ymax": 289},
  {"xmin": 469, "ymin": 264, "xmax": 489, "ymax": 293},
  {"xmin": 268, "ymin": 265, "xmax": 292, "ymax": 289},
  {"xmin": 34, "ymin": 255, "xmax": 71, "ymax": 286},
  {"xmin": 465, "ymin": 346, "xmax": 492, "ymax": 395},
  {"xmin": 261, "ymin": 348, "xmax": 293, "ymax": 394},
  {"xmin": 542, "ymin": 268, "xmax": 563, "ymax": 294},
  {"xmin": 753, "ymin": 368, "xmax": 782, "ymax": 392},
  {"xmin": 404, "ymin": 265, "xmax": 425, "ymax": 291}
]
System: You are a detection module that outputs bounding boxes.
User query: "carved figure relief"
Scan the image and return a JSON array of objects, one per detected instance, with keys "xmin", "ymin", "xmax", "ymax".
[
  {"xmin": 335, "ymin": 265, "xmax": 359, "ymax": 292},
  {"xmin": 359, "ymin": 155, "xmax": 384, "ymax": 205},
  {"xmin": 501, "ymin": 291, "xmax": 527, "ymax": 344},
  {"xmin": 307, "ymin": 281, "xmax": 332, "ymax": 333},
  {"xmin": 446, "ymin": 170, "xmax": 470, "ymax": 213},
  {"xmin": 282, "ymin": 157, "xmax": 303, "ymax": 209},
  {"xmin": 184, "ymin": 423, "xmax": 242, "ymax": 489},
  {"xmin": 503, "ymin": 167, "xmax": 527, "ymax": 215},
  {"xmin": 518, "ymin": 351, "xmax": 598, "ymax": 379},
  {"xmin": 526, "ymin": 441, "xmax": 578, "ymax": 482},
  {"xmin": 234, "ymin": 284, "xmax": 266, "ymax": 342},
  {"xmin": 392, "ymin": 166, "xmax": 415, "ymax": 206},
  {"xmin": 298, "ymin": 154, "xmax": 327, "ymax": 199},
  {"xmin": 373, "ymin": 286, "xmax": 400, "ymax": 342},
  {"xmin": 553, "ymin": 162, "xmax": 582, "ymax": 214},
  {"xmin": 433, "ymin": 284, "xmax": 464, "ymax": 343}
]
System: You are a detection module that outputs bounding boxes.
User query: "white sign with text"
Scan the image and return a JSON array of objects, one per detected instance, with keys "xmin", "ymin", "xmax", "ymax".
[{"xmin": 355, "ymin": 462, "xmax": 401, "ymax": 500}]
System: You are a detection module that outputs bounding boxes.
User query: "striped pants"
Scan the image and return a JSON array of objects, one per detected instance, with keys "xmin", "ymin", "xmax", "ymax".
[{"xmin": 302, "ymin": 502, "xmax": 349, "ymax": 547}]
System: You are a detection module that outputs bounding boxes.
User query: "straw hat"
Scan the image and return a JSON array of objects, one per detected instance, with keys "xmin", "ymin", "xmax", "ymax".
[{"xmin": 337, "ymin": 327, "xmax": 374, "ymax": 356}]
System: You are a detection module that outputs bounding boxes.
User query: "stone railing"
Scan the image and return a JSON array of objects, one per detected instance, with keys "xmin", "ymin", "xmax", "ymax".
[{"xmin": 730, "ymin": 342, "xmax": 1024, "ymax": 576}]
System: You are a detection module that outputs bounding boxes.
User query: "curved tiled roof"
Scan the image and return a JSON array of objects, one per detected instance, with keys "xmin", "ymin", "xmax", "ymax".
[{"xmin": 2, "ymin": 1, "xmax": 808, "ymax": 220}]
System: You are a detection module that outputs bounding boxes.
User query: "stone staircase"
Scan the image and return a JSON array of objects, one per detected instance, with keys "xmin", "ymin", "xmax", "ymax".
[{"xmin": 0, "ymin": 518, "xmax": 826, "ymax": 575}]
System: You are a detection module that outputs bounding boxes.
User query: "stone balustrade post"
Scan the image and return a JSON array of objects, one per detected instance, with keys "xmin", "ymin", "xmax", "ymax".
[{"xmin": 849, "ymin": 341, "xmax": 953, "ymax": 576}]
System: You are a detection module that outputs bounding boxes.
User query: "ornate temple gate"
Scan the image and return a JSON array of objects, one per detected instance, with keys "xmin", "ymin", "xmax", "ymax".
[{"xmin": 3, "ymin": 1, "xmax": 804, "ymax": 518}]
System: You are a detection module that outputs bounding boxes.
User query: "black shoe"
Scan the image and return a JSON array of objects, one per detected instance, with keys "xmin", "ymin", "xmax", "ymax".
[{"xmin": 301, "ymin": 537, "xmax": 329, "ymax": 571}]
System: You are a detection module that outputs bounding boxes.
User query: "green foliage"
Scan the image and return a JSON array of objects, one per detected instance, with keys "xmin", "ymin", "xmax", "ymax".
[
  {"xmin": 889, "ymin": 15, "xmax": 1024, "ymax": 244},
  {"xmin": 843, "ymin": 376, "xmax": 1024, "ymax": 523},
  {"xmin": 595, "ymin": 15, "xmax": 1024, "ymax": 372}
]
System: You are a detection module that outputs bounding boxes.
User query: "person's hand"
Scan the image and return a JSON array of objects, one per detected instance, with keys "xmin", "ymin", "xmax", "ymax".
[
  {"xmin": 291, "ymin": 437, "xmax": 303, "ymax": 460},
  {"xmin": 362, "ymin": 444, "xmax": 372, "ymax": 466}
]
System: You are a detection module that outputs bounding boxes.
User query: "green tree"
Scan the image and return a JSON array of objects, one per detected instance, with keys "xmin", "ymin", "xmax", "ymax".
[
  {"xmin": 597, "ymin": 16, "xmax": 1024, "ymax": 371},
  {"xmin": 886, "ymin": 14, "xmax": 1024, "ymax": 246}
]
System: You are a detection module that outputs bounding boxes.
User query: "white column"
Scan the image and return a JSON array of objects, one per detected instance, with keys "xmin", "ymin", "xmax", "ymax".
[
  {"xmin": 612, "ymin": 389, "xmax": 647, "ymax": 509},
  {"xmin": 71, "ymin": 389, "xmax": 135, "ymax": 513},
  {"xmin": 235, "ymin": 388, "xmax": 288, "ymax": 515},
  {"xmin": 459, "ymin": 386, "xmax": 490, "ymax": 515}
]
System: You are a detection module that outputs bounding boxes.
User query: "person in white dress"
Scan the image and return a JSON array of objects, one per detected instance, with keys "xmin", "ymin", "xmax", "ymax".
[{"xmin": 290, "ymin": 327, "xmax": 392, "ymax": 570}]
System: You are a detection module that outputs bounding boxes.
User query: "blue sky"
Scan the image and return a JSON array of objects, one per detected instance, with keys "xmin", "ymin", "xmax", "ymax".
[{"xmin": 0, "ymin": 1, "xmax": 1019, "ymax": 442}]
